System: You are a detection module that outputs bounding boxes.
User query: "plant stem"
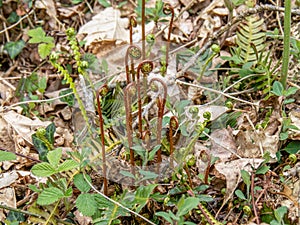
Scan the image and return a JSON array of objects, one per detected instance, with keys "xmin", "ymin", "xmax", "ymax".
[
  {"xmin": 96, "ymin": 85, "xmax": 109, "ymax": 196},
  {"xmin": 142, "ymin": 0, "xmax": 146, "ymax": 59},
  {"xmin": 280, "ymin": 0, "xmax": 291, "ymax": 88},
  {"xmin": 124, "ymin": 82, "xmax": 136, "ymax": 176},
  {"xmin": 163, "ymin": 3, "xmax": 174, "ymax": 72},
  {"xmin": 137, "ymin": 61, "xmax": 154, "ymax": 138},
  {"xmin": 129, "ymin": 16, "xmax": 137, "ymax": 81},
  {"xmin": 149, "ymin": 77, "xmax": 167, "ymax": 164},
  {"xmin": 125, "ymin": 45, "xmax": 141, "ymax": 84},
  {"xmin": 169, "ymin": 116, "xmax": 178, "ymax": 168}
]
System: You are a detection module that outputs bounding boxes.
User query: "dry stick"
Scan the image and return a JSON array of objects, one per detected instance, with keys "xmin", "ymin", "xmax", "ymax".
[
  {"xmin": 136, "ymin": 61, "xmax": 154, "ymax": 138},
  {"xmin": 176, "ymin": 4, "xmax": 300, "ymax": 79},
  {"xmin": 162, "ymin": 3, "xmax": 174, "ymax": 71},
  {"xmin": 169, "ymin": 116, "xmax": 179, "ymax": 168},
  {"xmin": 251, "ymin": 172, "xmax": 260, "ymax": 224},
  {"xmin": 96, "ymin": 85, "xmax": 109, "ymax": 196},
  {"xmin": 149, "ymin": 78, "xmax": 167, "ymax": 165},
  {"xmin": 176, "ymin": 79, "xmax": 258, "ymax": 107},
  {"xmin": 124, "ymin": 82, "xmax": 136, "ymax": 177}
]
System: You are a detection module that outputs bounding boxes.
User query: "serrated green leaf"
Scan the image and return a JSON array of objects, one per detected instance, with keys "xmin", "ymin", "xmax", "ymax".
[
  {"xmin": 47, "ymin": 148, "xmax": 62, "ymax": 167},
  {"xmin": 65, "ymin": 187, "xmax": 73, "ymax": 197},
  {"xmin": 4, "ymin": 40, "xmax": 25, "ymax": 59},
  {"xmin": 38, "ymin": 42, "xmax": 54, "ymax": 59},
  {"xmin": 31, "ymin": 162, "xmax": 56, "ymax": 177},
  {"xmin": 235, "ymin": 189, "xmax": 246, "ymax": 200},
  {"xmin": 76, "ymin": 193, "xmax": 97, "ymax": 216},
  {"xmin": 0, "ymin": 151, "xmax": 16, "ymax": 162},
  {"xmin": 74, "ymin": 173, "xmax": 91, "ymax": 193},
  {"xmin": 57, "ymin": 159, "xmax": 79, "ymax": 172},
  {"xmin": 176, "ymin": 197, "xmax": 199, "ymax": 217},
  {"xmin": 37, "ymin": 187, "xmax": 64, "ymax": 205}
]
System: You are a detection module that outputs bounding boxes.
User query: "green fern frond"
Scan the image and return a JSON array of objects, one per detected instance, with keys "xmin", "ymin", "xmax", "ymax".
[{"xmin": 236, "ymin": 15, "xmax": 266, "ymax": 62}]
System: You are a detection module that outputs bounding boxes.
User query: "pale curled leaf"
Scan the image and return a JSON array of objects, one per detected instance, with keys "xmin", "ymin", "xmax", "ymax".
[{"xmin": 78, "ymin": 7, "xmax": 129, "ymax": 47}]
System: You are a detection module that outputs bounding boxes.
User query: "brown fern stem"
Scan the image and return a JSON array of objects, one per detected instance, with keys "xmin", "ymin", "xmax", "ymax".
[
  {"xmin": 163, "ymin": 3, "xmax": 174, "ymax": 71},
  {"xmin": 96, "ymin": 84, "xmax": 109, "ymax": 196}
]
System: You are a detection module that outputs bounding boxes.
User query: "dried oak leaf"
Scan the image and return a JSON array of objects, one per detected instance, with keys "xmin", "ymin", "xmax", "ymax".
[{"xmin": 78, "ymin": 7, "xmax": 129, "ymax": 47}]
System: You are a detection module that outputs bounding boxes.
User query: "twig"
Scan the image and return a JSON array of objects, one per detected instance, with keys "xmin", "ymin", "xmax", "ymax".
[
  {"xmin": 0, "ymin": 204, "xmax": 40, "ymax": 217},
  {"xmin": 176, "ymin": 79, "xmax": 259, "ymax": 107},
  {"xmin": 0, "ymin": 10, "xmax": 34, "ymax": 34}
]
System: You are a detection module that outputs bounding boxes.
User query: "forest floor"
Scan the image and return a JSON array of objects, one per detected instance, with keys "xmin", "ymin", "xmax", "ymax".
[{"xmin": 0, "ymin": 0, "xmax": 300, "ymax": 224}]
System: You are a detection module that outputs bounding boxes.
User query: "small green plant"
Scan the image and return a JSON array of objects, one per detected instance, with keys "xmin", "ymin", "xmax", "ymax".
[
  {"xmin": 4, "ymin": 40, "xmax": 25, "ymax": 59},
  {"xmin": 27, "ymin": 27, "xmax": 55, "ymax": 59}
]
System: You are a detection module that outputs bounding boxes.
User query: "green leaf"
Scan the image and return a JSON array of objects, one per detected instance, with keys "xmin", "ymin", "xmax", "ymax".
[
  {"xmin": 47, "ymin": 148, "xmax": 62, "ymax": 167},
  {"xmin": 98, "ymin": 0, "xmax": 111, "ymax": 7},
  {"xmin": 38, "ymin": 76, "xmax": 47, "ymax": 93},
  {"xmin": 37, "ymin": 187, "xmax": 64, "ymax": 205},
  {"xmin": 274, "ymin": 206, "xmax": 287, "ymax": 222},
  {"xmin": 31, "ymin": 162, "xmax": 56, "ymax": 177},
  {"xmin": 119, "ymin": 170, "xmax": 136, "ymax": 179},
  {"xmin": 235, "ymin": 189, "xmax": 246, "ymax": 200},
  {"xmin": 283, "ymin": 141, "xmax": 300, "ymax": 154},
  {"xmin": 148, "ymin": 145, "xmax": 161, "ymax": 161},
  {"xmin": 45, "ymin": 123, "xmax": 56, "ymax": 145},
  {"xmin": 74, "ymin": 173, "xmax": 91, "ymax": 193},
  {"xmin": 0, "ymin": 151, "xmax": 16, "ymax": 162},
  {"xmin": 59, "ymin": 89, "xmax": 74, "ymax": 106},
  {"xmin": 155, "ymin": 211, "xmax": 174, "ymax": 224},
  {"xmin": 65, "ymin": 187, "xmax": 73, "ymax": 197},
  {"xmin": 176, "ymin": 197, "xmax": 199, "ymax": 217},
  {"xmin": 279, "ymin": 132, "xmax": 289, "ymax": 140},
  {"xmin": 4, "ymin": 40, "xmax": 25, "ymax": 59},
  {"xmin": 38, "ymin": 42, "xmax": 54, "ymax": 59},
  {"xmin": 32, "ymin": 134, "xmax": 48, "ymax": 161},
  {"xmin": 28, "ymin": 27, "xmax": 54, "ymax": 44},
  {"xmin": 138, "ymin": 169, "xmax": 158, "ymax": 182},
  {"xmin": 134, "ymin": 184, "xmax": 157, "ymax": 213},
  {"xmin": 284, "ymin": 87, "xmax": 298, "ymax": 97},
  {"xmin": 271, "ymin": 81, "xmax": 284, "ymax": 96},
  {"xmin": 256, "ymin": 165, "xmax": 270, "ymax": 175},
  {"xmin": 57, "ymin": 159, "xmax": 79, "ymax": 172},
  {"xmin": 241, "ymin": 170, "xmax": 251, "ymax": 186},
  {"xmin": 76, "ymin": 193, "xmax": 97, "ymax": 216}
]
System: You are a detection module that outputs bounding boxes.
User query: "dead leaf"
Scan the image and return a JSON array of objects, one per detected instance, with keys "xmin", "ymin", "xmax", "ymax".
[
  {"xmin": 214, "ymin": 158, "xmax": 264, "ymax": 199},
  {"xmin": 78, "ymin": 7, "xmax": 129, "ymax": 47},
  {"xmin": 35, "ymin": 0, "xmax": 57, "ymax": 28},
  {"xmin": 289, "ymin": 109, "xmax": 300, "ymax": 140},
  {"xmin": 0, "ymin": 171, "xmax": 18, "ymax": 189},
  {"xmin": 2, "ymin": 110, "xmax": 51, "ymax": 145},
  {"xmin": 0, "ymin": 187, "xmax": 16, "ymax": 221}
]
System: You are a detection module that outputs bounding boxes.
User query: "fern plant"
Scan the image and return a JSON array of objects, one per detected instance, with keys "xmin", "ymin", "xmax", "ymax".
[{"xmin": 236, "ymin": 15, "xmax": 266, "ymax": 63}]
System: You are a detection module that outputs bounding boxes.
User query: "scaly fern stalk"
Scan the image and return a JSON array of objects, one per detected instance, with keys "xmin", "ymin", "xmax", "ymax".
[
  {"xmin": 280, "ymin": 0, "xmax": 291, "ymax": 88},
  {"xmin": 163, "ymin": 3, "xmax": 174, "ymax": 74},
  {"xmin": 96, "ymin": 85, "xmax": 109, "ymax": 196}
]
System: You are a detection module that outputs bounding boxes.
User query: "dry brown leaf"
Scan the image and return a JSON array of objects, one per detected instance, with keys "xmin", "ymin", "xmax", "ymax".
[
  {"xmin": 0, "ymin": 171, "xmax": 18, "ymax": 189},
  {"xmin": 214, "ymin": 158, "xmax": 264, "ymax": 199},
  {"xmin": 78, "ymin": 7, "xmax": 129, "ymax": 47},
  {"xmin": 289, "ymin": 109, "xmax": 300, "ymax": 140},
  {"xmin": 35, "ymin": 0, "xmax": 57, "ymax": 28},
  {"xmin": 2, "ymin": 110, "xmax": 51, "ymax": 145},
  {"xmin": 0, "ymin": 187, "xmax": 16, "ymax": 221}
]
